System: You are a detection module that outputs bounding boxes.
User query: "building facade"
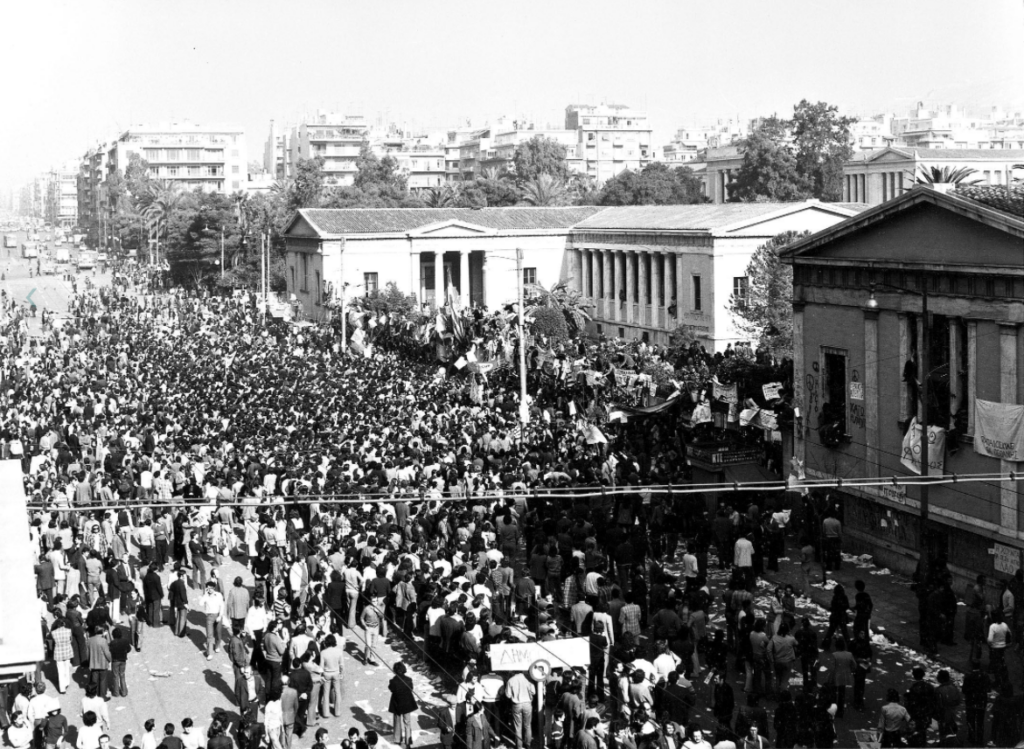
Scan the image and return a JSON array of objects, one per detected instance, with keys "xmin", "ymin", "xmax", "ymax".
[
  {"xmin": 842, "ymin": 147, "xmax": 1024, "ymax": 206},
  {"xmin": 783, "ymin": 185, "xmax": 1024, "ymax": 584},
  {"xmin": 565, "ymin": 104, "xmax": 653, "ymax": 183},
  {"xmin": 116, "ymin": 121, "xmax": 247, "ymax": 194},
  {"xmin": 282, "ymin": 207, "xmax": 603, "ymax": 321},
  {"xmin": 46, "ymin": 162, "xmax": 78, "ymax": 228},
  {"xmin": 289, "ymin": 113, "xmax": 368, "ymax": 188},
  {"xmin": 703, "ymin": 146, "xmax": 744, "ymax": 204},
  {"xmin": 567, "ymin": 202, "xmax": 864, "ymax": 351}
]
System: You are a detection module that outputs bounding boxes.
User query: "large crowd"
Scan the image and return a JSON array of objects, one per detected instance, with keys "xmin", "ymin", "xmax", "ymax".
[{"xmin": 1, "ymin": 273, "xmax": 1021, "ymax": 749}]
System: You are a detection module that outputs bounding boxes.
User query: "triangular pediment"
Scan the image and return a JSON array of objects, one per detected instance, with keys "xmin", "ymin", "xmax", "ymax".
[
  {"xmin": 408, "ymin": 220, "xmax": 497, "ymax": 238},
  {"xmin": 867, "ymin": 148, "xmax": 914, "ymax": 164},
  {"xmin": 285, "ymin": 214, "xmax": 321, "ymax": 237}
]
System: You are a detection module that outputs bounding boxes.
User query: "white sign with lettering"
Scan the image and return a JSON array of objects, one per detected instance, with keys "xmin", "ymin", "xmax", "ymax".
[{"xmin": 489, "ymin": 638, "xmax": 590, "ymax": 672}]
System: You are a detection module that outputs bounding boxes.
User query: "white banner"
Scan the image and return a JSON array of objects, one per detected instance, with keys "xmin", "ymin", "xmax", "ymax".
[
  {"xmin": 900, "ymin": 417, "xmax": 945, "ymax": 476},
  {"xmin": 490, "ymin": 638, "xmax": 590, "ymax": 672},
  {"xmin": 974, "ymin": 399, "xmax": 1024, "ymax": 462},
  {"xmin": 713, "ymin": 378, "xmax": 738, "ymax": 405}
]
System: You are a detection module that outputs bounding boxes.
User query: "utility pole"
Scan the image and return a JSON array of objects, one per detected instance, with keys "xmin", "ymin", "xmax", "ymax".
[
  {"xmin": 220, "ymin": 227, "xmax": 225, "ymax": 278},
  {"xmin": 260, "ymin": 232, "xmax": 266, "ymax": 323},
  {"xmin": 516, "ymin": 247, "xmax": 528, "ymax": 425}
]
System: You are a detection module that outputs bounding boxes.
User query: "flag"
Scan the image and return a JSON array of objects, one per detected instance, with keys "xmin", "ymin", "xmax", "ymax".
[{"xmin": 446, "ymin": 266, "xmax": 462, "ymax": 311}]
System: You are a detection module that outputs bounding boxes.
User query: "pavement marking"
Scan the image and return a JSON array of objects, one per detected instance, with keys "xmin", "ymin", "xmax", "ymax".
[{"xmin": 26, "ymin": 288, "xmax": 36, "ymax": 304}]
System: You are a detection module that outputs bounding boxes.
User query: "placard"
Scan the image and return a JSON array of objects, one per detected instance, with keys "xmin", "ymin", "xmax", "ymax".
[
  {"xmin": 850, "ymin": 382, "xmax": 864, "ymax": 401},
  {"xmin": 992, "ymin": 543, "xmax": 1021, "ymax": 575},
  {"xmin": 762, "ymin": 382, "xmax": 783, "ymax": 401},
  {"xmin": 490, "ymin": 638, "xmax": 590, "ymax": 672}
]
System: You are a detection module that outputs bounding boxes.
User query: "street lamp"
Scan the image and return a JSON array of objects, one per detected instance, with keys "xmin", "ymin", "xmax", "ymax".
[{"xmin": 865, "ymin": 281, "xmax": 931, "ymax": 579}]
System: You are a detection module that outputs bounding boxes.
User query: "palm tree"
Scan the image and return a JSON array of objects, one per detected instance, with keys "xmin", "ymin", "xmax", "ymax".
[
  {"xmin": 230, "ymin": 191, "xmax": 250, "ymax": 267},
  {"xmin": 141, "ymin": 180, "xmax": 184, "ymax": 265},
  {"xmin": 519, "ymin": 174, "xmax": 569, "ymax": 206},
  {"xmin": 909, "ymin": 165, "xmax": 983, "ymax": 187},
  {"xmin": 524, "ymin": 280, "xmax": 592, "ymax": 337},
  {"xmin": 423, "ymin": 184, "xmax": 456, "ymax": 208}
]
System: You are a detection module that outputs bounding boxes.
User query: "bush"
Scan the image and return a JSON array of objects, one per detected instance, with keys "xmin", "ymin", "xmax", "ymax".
[{"xmin": 529, "ymin": 306, "xmax": 569, "ymax": 342}]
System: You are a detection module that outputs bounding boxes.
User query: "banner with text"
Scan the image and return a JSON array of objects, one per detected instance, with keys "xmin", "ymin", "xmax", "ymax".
[
  {"xmin": 900, "ymin": 417, "xmax": 945, "ymax": 476},
  {"xmin": 974, "ymin": 399, "xmax": 1024, "ymax": 462}
]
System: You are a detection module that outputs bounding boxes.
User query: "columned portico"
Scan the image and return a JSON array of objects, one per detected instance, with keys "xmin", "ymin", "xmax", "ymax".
[{"xmin": 459, "ymin": 250, "xmax": 470, "ymax": 302}]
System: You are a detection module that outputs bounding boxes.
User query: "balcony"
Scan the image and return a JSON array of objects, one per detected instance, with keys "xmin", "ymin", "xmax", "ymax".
[{"xmin": 685, "ymin": 441, "xmax": 762, "ymax": 469}]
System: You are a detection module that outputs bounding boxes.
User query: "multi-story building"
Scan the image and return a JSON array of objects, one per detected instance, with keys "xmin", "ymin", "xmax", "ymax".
[
  {"xmin": 289, "ymin": 112, "xmax": 369, "ymax": 188},
  {"xmin": 663, "ymin": 120, "xmax": 749, "ymax": 163},
  {"xmin": 46, "ymin": 161, "xmax": 79, "ymax": 228},
  {"xmin": 891, "ymin": 103, "xmax": 1024, "ymax": 150},
  {"xmin": 77, "ymin": 145, "xmax": 109, "ymax": 246},
  {"xmin": 850, "ymin": 115, "xmax": 897, "ymax": 152},
  {"xmin": 264, "ymin": 120, "xmax": 291, "ymax": 180},
  {"xmin": 566, "ymin": 104, "xmax": 654, "ymax": 183},
  {"xmin": 842, "ymin": 147, "xmax": 1024, "ymax": 205},
  {"xmin": 389, "ymin": 149, "xmax": 446, "ymax": 191},
  {"xmin": 782, "ymin": 184, "xmax": 1024, "ymax": 585},
  {"xmin": 113, "ymin": 121, "xmax": 246, "ymax": 194}
]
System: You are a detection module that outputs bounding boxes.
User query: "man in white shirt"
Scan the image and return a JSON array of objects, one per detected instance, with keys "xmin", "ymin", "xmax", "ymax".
[{"xmin": 199, "ymin": 582, "xmax": 225, "ymax": 660}]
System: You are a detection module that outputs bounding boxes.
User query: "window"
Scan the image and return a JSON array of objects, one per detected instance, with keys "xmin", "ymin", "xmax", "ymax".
[
  {"xmin": 231, "ymin": 165, "xmax": 239, "ymax": 174},
  {"xmin": 144, "ymin": 149, "xmax": 160, "ymax": 161},
  {"xmin": 692, "ymin": 275, "xmax": 702, "ymax": 311},
  {"xmin": 166, "ymin": 149, "xmax": 180, "ymax": 161},
  {"xmin": 231, "ymin": 150, "xmax": 239, "ymax": 157},
  {"xmin": 232, "ymin": 181, "xmax": 240, "ymax": 190},
  {"xmin": 364, "ymin": 272, "xmax": 379, "ymax": 294},
  {"xmin": 733, "ymin": 276, "xmax": 749, "ymax": 307},
  {"xmin": 187, "ymin": 149, "xmax": 201, "ymax": 161},
  {"xmin": 167, "ymin": 166, "xmax": 179, "ymax": 176},
  {"xmin": 821, "ymin": 346, "xmax": 848, "ymax": 438},
  {"xmin": 523, "ymin": 267, "xmax": 537, "ymax": 285}
]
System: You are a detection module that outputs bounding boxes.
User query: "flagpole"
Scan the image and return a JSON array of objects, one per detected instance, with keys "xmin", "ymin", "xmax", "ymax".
[{"xmin": 517, "ymin": 247, "xmax": 528, "ymax": 425}]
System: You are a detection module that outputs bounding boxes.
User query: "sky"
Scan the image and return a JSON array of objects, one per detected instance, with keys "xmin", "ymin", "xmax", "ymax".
[{"xmin": 2, "ymin": 0, "xmax": 1022, "ymax": 189}]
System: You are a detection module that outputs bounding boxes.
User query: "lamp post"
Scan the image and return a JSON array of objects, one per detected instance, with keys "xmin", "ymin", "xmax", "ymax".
[
  {"xmin": 866, "ymin": 281, "xmax": 930, "ymax": 579},
  {"xmin": 220, "ymin": 227, "xmax": 225, "ymax": 279}
]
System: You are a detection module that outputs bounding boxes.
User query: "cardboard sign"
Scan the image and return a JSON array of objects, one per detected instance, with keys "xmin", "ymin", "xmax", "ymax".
[
  {"xmin": 992, "ymin": 543, "xmax": 1021, "ymax": 575},
  {"xmin": 850, "ymin": 382, "xmax": 864, "ymax": 401},
  {"xmin": 762, "ymin": 382, "xmax": 783, "ymax": 401},
  {"xmin": 900, "ymin": 417, "xmax": 945, "ymax": 476},
  {"xmin": 713, "ymin": 379, "xmax": 738, "ymax": 405},
  {"xmin": 490, "ymin": 638, "xmax": 590, "ymax": 672}
]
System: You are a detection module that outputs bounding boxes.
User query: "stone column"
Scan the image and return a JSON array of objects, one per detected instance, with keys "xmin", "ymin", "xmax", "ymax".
[
  {"xmin": 898, "ymin": 313, "xmax": 910, "ymax": 423},
  {"xmin": 1000, "ymin": 324, "xmax": 1020, "ymax": 534},
  {"xmin": 651, "ymin": 251, "xmax": 663, "ymax": 330},
  {"xmin": 433, "ymin": 251, "xmax": 445, "ymax": 309},
  {"xmin": 967, "ymin": 321, "xmax": 978, "ymax": 435},
  {"xmin": 480, "ymin": 253, "xmax": 488, "ymax": 309},
  {"xmin": 625, "ymin": 251, "xmax": 636, "ymax": 325},
  {"xmin": 864, "ymin": 308, "xmax": 880, "ymax": 480},
  {"xmin": 580, "ymin": 249, "xmax": 590, "ymax": 303},
  {"xmin": 793, "ymin": 302, "xmax": 806, "ymax": 467},
  {"xmin": 663, "ymin": 252, "xmax": 674, "ymax": 329},
  {"xmin": 459, "ymin": 249, "xmax": 470, "ymax": 304},
  {"xmin": 410, "ymin": 251, "xmax": 421, "ymax": 304},
  {"xmin": 638, "ymin": 252, "xmax": 649, "ymax": 328},
  {"xmin": 602, "ymin": 250, "xmax": 612, "ymax": 322},
  {"xmin": 676, "ymin": 254, "xmax": 686, "ymax": 314}
]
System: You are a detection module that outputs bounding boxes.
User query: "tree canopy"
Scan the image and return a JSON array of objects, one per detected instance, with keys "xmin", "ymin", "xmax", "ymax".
[
  {"xmin": 727, "ymin": 230, "xmax": 809, "ymax": 358},
  {"xmin": 511, "ymin": 136, "xmax": 570, "ymax": 186},
  {"xmin": 597, "ymin": 163, "xmax": 705, "ymax": 205},
  {"xmin": 791, "ymin": 99, "xmax": 856, "ymax": 202},
  {"xmin": 730, "ymin": 119, "xmax": 809, "ymax": 202}
]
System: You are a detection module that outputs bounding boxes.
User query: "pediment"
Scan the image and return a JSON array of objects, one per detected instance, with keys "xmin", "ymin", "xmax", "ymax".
[
  {"xmin": 408, "ymin": 220, "xmax": 498, "ymax": 238},
  {"xmin": 867, "ymin": 149, "xmax": 914, "ymax": 164},
  {"xmin": 285, "ymin": 214, "xmax": 320, "ymax": 237}
]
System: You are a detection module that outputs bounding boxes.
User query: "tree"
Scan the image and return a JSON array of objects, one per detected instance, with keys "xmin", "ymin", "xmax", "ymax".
[
  {"xmin": 597, "ymin": 164, "xmax": 705, "ymax": 205},
  {"xmin": 730, "ymin": 119, "xmax": 809, "ymax": 202},
  {"xmin": 529, "ymin": 305, "xmax": 569, "ymax": 342},
  {"xmin": 288, "ymin": 156, "xmax": 326, "ymax": 211},
  {"xmin": 519, "ymin": 174, "xmax": 570, "ymax": 206},
  {"xmin": 727, "ymin": 230, "xmax": 809, "ymax": 358},
  {"xmin": 525, "ymin": 280, "xmax": 592, "ymax": 336},
  {"xmin": 909, "ymin": 165, "xmax": 982, "ymax": 186},
  {"xmin": 511, "ymin": 136, "xmax": 570, "ymax": 187},
  {"xmin": 124, "ymin": 153, "xmax": 153, "ymax": 199},
  {"xmin": 423, "ymin": 184, "xmax": 457, "ymax": 208},
  {"xmin": 791, "ymin": 100, "xmax": 856, "ymax": 202}
]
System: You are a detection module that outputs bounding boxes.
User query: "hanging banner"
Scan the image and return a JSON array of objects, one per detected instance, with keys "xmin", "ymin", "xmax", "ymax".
[
  {"xmin": 739, "ymin": 407, "xmax": 761, "ymax": 427},
  {"xmin": 900, "ymin": 417, "xmax": 945, "ymax": 476},
  {"xmin": 758, "ymin": 410, "xmax": 778, "ymax": 430},
  {"xmin": 974, "ymin": 399, "xmax": 1024, "ymax": 462},
  {"xmin": 692, "ymin": 402, "xmax": 712, "ymax": 425},
  {"xmin": 762, "ymin": 382, "xmax": 783, "ymax": 401},
  {"xmin": 713, "ymin": 378, "xmax": 738, "ymax": 405}
]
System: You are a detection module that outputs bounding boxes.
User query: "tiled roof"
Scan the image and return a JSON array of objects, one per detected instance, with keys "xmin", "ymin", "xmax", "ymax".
[
  {"xmin": 832, "ymin": 202, "xmax": 872, "ymax": 212},
  {"xmin": 298, "ymin": 207, "xmax": 606, "ymax": 235},
  {"xmin": 571, "ymin": 202, "xmax": 860, "ymax": 232},
  {"xmin": 953, "ymin": 184, "xmax": 1024, "ymax": 217}
]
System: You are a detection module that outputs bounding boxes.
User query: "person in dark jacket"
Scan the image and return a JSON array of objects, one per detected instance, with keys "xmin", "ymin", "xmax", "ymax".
[
  {"xmin": 388, "ymin": 662, "xmax": 417, "ymax": 749},
  {"xmin": 326, "ymin": 570, "xmax": 346, "ymax": 619},
  {"xmin": 143, "ymin": 565, "xmax": 164, "ymax": 629},
  {"xmin": 961, "ymin": 662, "xmax": 989, "ymax": 747}
]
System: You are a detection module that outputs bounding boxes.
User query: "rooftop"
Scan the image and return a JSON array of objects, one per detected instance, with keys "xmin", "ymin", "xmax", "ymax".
[
  {"xmin": 954, "ymin": 184, "xmax": 1024, "ymax": 217},
  {"xmin": 296, "ymin": 206, "xmax": 605, "ymax": 235},
  {"xmin": 571, "ymin": 201, "xmax": 861, "ymax": 232},
  {"xmin": 848, "ymin": 146, "xmax": 1024, "ymax": 163}
]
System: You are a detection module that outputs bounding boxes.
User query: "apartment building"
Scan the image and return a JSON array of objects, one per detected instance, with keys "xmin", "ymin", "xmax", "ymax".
[
  {"xmin": 46, "ymin": 161, "xmax": 79, "ymax": 228},
  {"xmin": 289, "ymin": 112, "xmax": 369, "ymax": 188},
  {"xmin": 663, "ymin": 120, "xmax": 748, "ymax": 163},
  {"xmin": 110, "ymin": 121, "xmax": 246, "ymax": 194},
  {"xmin": 566, "ymin": 104, "xmax": 653, "ymax": 183},
  {"xmin": 77, "ymin": 145, "xmax": 109, "ymax": 246},
  {"xmin": 264, "ymin": 120, "xmax": 291, "ymax": 180}
]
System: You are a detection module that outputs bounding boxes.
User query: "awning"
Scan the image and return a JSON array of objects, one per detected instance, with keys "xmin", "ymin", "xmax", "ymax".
[{"xmin": 721, "ymin": 463, "xmax": 783, "ymax": 487}]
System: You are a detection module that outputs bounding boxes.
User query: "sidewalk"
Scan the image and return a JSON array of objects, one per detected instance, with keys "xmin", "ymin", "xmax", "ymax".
[{"xmin": 762, "ymin": 538, "xmax": 976, "ymax": 675}]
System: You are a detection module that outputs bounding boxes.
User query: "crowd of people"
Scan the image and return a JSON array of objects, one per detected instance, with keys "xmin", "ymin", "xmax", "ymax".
[{"xmin": 0, "ymin": 275, "xmax": 1021, "ymax": 749}]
